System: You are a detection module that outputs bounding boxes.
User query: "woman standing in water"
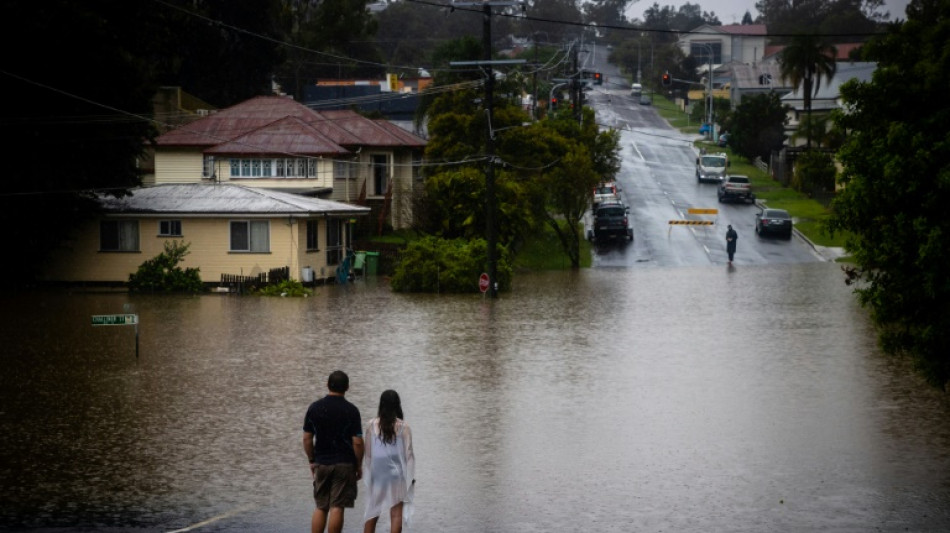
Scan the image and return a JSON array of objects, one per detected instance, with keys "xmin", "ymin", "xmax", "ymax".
[{"xmin": 363, "ymin": 390, "xmax": 415, "ymax": 533}]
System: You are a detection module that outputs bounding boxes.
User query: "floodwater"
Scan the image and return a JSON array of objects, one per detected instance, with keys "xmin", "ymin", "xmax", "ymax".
[{"xmin": 2, "ymin": 262, "xmax": 949, "ymax": 532}]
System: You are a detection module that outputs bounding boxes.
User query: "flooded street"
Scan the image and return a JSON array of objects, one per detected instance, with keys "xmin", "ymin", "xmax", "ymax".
[{"xmin": 2, "ymin": 262, "xmax": 949, "ymax": 532}]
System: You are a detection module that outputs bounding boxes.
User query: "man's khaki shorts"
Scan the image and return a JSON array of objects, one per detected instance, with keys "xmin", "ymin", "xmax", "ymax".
[{"xmin": 313, "ymin": 463, "xmax": 357, "ymax": 510}]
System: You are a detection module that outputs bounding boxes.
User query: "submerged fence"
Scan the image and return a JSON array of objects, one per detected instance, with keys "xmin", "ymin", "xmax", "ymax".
[{"xmin": 220, "ymin": 266, "xmax": 290, "ymax": 293}]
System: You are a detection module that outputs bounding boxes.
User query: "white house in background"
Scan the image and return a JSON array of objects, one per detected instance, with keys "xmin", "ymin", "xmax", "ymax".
[{"xmin": 678, "ymin": 24, "xmax": 768, "ymax": 69}]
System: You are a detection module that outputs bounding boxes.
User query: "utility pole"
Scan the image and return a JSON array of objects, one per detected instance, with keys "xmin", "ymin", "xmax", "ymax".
[
  {"xmin": 451, "ymin": 1, "xmax": 525, "ymax": 298},
  {"xmin": 533, "ymin": 32, "xmax": 539, "ymax": 120},
  {"xmin": 572, "ymin": 42, "xmax": 581, "ymax": 123}
]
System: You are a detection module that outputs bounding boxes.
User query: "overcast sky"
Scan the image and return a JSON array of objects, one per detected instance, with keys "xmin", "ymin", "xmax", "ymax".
[{"xmin": 625, "ymin": 0, "xmax": 912, "ymax": 25}]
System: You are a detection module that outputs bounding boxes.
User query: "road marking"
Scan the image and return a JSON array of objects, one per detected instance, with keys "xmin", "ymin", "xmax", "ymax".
[
  {"xmin": 166, "ymin": 503, "xmax": 257, "ymax": 532},
  {"xmin": 630, "ymin": 142, "xmax": 645, "ymax": 161}
]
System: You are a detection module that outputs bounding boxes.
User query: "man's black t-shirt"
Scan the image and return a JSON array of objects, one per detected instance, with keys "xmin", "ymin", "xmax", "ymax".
[{"xmin": 303, "ymin": 395, "xmax": 362, "ymax": 465}]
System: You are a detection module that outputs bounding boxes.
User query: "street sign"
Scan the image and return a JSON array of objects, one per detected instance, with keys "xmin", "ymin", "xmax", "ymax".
[
  {"xmin": 92, "ymin": 314, "xmax": 138, "ymax": 326},
  {"xmin": 688, "ymin": 208, "xmax": 718, "ymax": 215},
  {"xmin": 479, "ymin": 273, "xmax": 490, "ymax": 293},
  {"xmin": 669, "ymin": 220, "xmax": 715, "ymax": 225}
]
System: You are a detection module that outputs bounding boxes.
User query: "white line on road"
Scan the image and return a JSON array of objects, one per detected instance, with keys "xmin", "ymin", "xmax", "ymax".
[
  {"xmin": 166, "ymin": 503, "xmax": 257, "ymax": 532},
  {"xmin": 630, "ymin": 142, "xmax": 645, "ymax": 161}
]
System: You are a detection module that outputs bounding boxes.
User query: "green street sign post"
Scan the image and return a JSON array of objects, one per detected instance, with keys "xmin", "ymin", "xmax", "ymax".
[
  {"xmin": 92, "ymin": 314, "xmax": 138, "ymax": 326},
  {"xmin": 92, "ymin": 314, "xmax": 140, "ymax": 357}
]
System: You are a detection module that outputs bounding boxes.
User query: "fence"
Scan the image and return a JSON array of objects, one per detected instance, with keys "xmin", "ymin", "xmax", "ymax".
[{"xmin": 220, "ymin": 266, "xmax": 290, "ymax": 293}]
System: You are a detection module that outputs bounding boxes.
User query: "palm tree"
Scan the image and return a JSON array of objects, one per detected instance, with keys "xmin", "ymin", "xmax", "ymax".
[{"xmin": 778, "ymin": 34, "xmax": 837, "ymax": 150}]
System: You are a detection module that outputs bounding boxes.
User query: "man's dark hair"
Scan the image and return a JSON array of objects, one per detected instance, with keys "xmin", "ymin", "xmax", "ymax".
[{"xmin": 327, "ymin": 370, "xmax": 349, "ymax": 393}]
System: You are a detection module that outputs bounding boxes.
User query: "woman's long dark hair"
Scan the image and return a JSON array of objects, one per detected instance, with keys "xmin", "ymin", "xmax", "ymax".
[{"xmin": 377, "ymin": 389, "xmax": 404, "ymax": 445}]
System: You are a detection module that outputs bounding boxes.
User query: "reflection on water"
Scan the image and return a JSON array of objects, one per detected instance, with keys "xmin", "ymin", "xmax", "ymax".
[{"xmin": 1, "ymin": 263, "xmax": 949, "ymax": 532}]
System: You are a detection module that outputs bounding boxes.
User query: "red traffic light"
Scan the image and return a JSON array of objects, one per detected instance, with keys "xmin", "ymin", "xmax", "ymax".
[
  {"xmin": 550, "ymin": 97, "xmax": 558, "ymax": 109},
  {"xmin": 662, "ymin": 72, "xmax": 671, "ymax": 86}
]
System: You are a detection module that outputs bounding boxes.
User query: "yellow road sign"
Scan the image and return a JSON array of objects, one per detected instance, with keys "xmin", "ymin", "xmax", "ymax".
[
  {"xmin": 669, "ymin": 220, "xmax": 714, "ymax": 225},
  {"xmin": 687, "ymin": 208, "xmax": 718, "ymax": 215}
]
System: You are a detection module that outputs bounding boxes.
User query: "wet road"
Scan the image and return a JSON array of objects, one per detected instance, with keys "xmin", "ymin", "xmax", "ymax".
[{"xmin": 583, "ymin": 47, "xmax": 818, "ymax": 269}]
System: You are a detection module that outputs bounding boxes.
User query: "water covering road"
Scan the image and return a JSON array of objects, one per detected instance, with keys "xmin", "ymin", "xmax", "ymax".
[{"xmin": 2, "ymin": 264, "xmax": 949, "ymax": 532}]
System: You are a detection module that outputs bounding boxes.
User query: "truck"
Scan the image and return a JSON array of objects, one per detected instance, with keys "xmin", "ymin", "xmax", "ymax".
[
  {"xmin": 696, "ymin": 152, "xmax": 729, "ymax": 183},
  {"xmin": 589, "ymin": 200, "xmax": 634, "ymax": 242},
  {"xmin": 592, "ymin": 181, "xmax": 621, "ymax": 207}
]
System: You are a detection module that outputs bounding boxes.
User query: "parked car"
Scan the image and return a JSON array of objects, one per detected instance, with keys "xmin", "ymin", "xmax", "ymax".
[
  {"xmin": 718, "ymin": 175, "xmax": 755, "ymax": 203},
  {"xmin": 699, "ymin": 123, "xmax": 711, "ymax": 135},
  {"xmin": 639, "ymin": 94, "xmax": 652, "ymax": 105},
  {"xmin": 755, "ymin": 208, "xmax": 793, "ymax": 239},
  {"xmin": 718, "ymin": 132, "xmax": 730, "ymax": 147},
  {"xmin": 590, "ymin": 201, "xmax": 633, "ymax": 242}
]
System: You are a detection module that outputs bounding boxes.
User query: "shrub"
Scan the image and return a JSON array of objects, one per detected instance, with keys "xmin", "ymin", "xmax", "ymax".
[
  {"xmin": 390, "ymin": 236, "xmax": 512, "ymax": 293},
  {"xmin": 128, "ymin": 241, "xmax": 205, "ymax": 293},
  {"xmin": 256, "ymin": 279, "xmax": 312, "ymax": 297}
]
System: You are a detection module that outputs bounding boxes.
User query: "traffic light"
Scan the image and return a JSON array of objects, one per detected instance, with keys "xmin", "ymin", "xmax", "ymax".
[
  {"xmin": 550, "ymin": 97, "xmax": 558, "ymax": 110},
  {"xmin": 662, "ymin": 72, "xmax": 671, "ymax": 86},
  {"xmin": 594, "ymin": 72, "xmax": 603, "ymax": 85}
]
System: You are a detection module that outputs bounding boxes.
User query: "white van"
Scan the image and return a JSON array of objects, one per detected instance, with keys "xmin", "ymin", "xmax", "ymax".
[{"xmin": 631, "ymin": 83, "xmax": 642, "ymax": 96}]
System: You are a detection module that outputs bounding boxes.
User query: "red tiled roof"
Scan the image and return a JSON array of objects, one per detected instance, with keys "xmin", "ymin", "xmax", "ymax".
[
  {"xmin": 204, "ymin": 116, "xmax": 349, "ymax": 156},
  {"xmin": 156, "ymin": 95, "xmax": 426, "ymax": 153}
]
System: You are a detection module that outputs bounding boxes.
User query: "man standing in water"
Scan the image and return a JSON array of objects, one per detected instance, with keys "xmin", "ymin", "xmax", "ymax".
[
  {"xmin": 726, "ymin": 224, "xmax": 738, "ymax": 264},
  {"xmin": 303, "ymin": 370, "xmax": 364, "ymax": 533}
]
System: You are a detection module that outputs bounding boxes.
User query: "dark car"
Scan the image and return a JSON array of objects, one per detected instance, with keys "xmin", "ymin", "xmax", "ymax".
[
  {"xmin": 755, "ymin": 208, "xmax": 793, "ymax": 239},
  {"xmin": 590, "ymin": 201, "xmax": 633, "ymax": 242}
]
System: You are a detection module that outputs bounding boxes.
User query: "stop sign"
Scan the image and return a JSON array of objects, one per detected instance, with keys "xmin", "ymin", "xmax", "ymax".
[{"xmin": 479, "ymin": 273, "xmax": 490, "ymax": 293}]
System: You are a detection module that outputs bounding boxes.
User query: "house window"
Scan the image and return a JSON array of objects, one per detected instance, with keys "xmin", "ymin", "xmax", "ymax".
[
  {"xmin": 372, "ymin": 154, "xmax": 388, "ymax": 195},
  {"xmin": 691, "ymin": 42, "xmax": 722, "ymax": 64},
  {"xmin": 226, "ymin": 158, "xmax": 313, "ymax": 179},
  {"xmin": 230, "ymin": 220, "xmax": 270, "ymax": 252},
  {"xmin": 202, "ymin": 155, "xmax": 215, "ymax": 179},
  {"xmin": 334, "ymin": 160, "xmax": 349, "ymax": 180},
  {"xmin": 100, "ymin": 220, "xmax": 139, "ymax": 252},
  {"xmin": 159, "ymin": 220, "xmax": 182, "ymax": 236},
  {"xmin": 306, "ymin": 220, "xmax": 319, "ymax": 251},
  {"xmin": 412, "ymin": 152, "xmax": 423, "ymax": 181},
  {"xmin": 326, "ymin": 218, "xmax": 343, "ymax": 265}
]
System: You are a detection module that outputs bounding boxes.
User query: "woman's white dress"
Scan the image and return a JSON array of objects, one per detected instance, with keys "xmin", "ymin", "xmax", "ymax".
[{"xmin": 363, "ymin": 418, "xmax": 415, "ymax": 527}]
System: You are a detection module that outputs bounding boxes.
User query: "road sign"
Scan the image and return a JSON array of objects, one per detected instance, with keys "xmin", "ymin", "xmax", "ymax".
[
  {"xmin": 92, "ymin": 314, "xmax": 138, "ymax": 326},
  {"xmin": 688, "ymin": 208, "xmax": 718, "ymax": 215},
  {"xmin": 479, "ymin": 273, "xmax": 490, "ymax": 293},
  {"xmin": 669, "ymin": 220, "xmax": 714, "ymax": 225}
]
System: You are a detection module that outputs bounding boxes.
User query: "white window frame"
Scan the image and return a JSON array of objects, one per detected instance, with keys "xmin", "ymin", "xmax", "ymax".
[
  {"xmin": 158, "ymin": 220, "xmax": 182, "ymax": 237},
  {"xmin": 229, "ymin": 220, "xmax": 270, "ymax": 253}
]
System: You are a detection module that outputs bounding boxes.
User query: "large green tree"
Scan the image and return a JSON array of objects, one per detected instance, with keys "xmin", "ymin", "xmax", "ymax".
[
  {"xmin": 827, "ymin": 0, "xmax": 950, "ymax": 387},
  {"xmin": 723, "ymin": 92, "xmax": 789, "ymax": 163},
  {"xmin": 274, "ymin": 0, "xmax": 381, "ymax": 100}
]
